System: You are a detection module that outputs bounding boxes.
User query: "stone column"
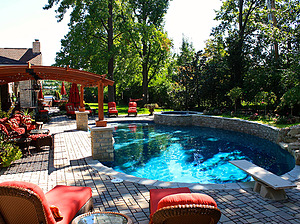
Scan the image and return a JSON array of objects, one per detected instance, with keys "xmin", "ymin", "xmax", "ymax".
[
  {"xmin": 75, "ymin": 111, "xmax": 90, "ymax": 131},
  {"xmin": 90, "ymin": 126, "xmax": 114, "ymax": 161}
]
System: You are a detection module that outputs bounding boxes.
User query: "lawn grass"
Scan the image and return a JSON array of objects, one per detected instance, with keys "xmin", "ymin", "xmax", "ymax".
[
  {"xmin": 219, "ymin": 114, "xmax": 299, "ymax": 128},
  {"xmin": 86, "ymin": 103, "xmax": 170, "ymax": 115},
  {"xmin": 87, "ymin": 103, "xmax": 298, "ymax": 128}
]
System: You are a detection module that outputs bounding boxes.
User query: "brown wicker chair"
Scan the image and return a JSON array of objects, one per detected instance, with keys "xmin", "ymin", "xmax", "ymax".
[
  {"xmin": 150, "ymin": 188, "xmax": 221, "ymax": 224},
  {"xmin": 151, "ymin": 204, "xmax": 221, "ymax": 224},
  {"xmin": 0, "ymin": 181, "xmax": 93, "ymax": 224}
]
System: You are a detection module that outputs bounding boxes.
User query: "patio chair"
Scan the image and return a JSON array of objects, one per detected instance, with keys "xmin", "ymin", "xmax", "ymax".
[
  {"xmin": 128, "ymin": 101, "xmax": 137, "ymax": 116},
  {"xmin": 65, "ymin": 103, "xmax": 76, "ymax": 118},
  {"xmin": 108, "ymin": 102, "xmax": 118, "ymax": 117},
  {"xmin": 0, "ymin": 181, "xmax": 93, "ymax": 224},
  {"xmin": 66, "ymin": 103, "xmax": 92, "ymax": 119},
  {"xmin": 150, "ymin": 187, "xmax": 221, "ymax": 224}
]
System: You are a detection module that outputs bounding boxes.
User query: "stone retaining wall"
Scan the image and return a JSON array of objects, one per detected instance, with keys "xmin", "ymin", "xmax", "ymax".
[
  {"xmin": 155, "ymin": 114, "xmax": 281, "ymax": 143},
  {"xmin": 154, "ymin": 113, "xmax": 300, "ymax": 164}
]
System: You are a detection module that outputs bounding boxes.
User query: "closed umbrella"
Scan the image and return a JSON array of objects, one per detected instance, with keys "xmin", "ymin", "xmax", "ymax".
[
  {"xmin": 61, "ymin": 82, "xmax": 67, "ymax": 95},
  {"xmin": 69, "ymin": 83, "xmax": 80, "ymax": 104},
  {"xmin": 38, "ymin": 87, "xmax": 43, "ymax": 99}
]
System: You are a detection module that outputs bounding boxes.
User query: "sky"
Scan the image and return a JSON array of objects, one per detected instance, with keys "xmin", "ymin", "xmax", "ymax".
[{"xmin": 0, "ymin": 0, "xmax": 222, "ymax": 66}]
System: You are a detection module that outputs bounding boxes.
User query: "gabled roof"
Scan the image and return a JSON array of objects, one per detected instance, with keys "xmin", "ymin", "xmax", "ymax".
[
  {"xmin": 0, "ymin": 56, "xmax": 26, "ymax": 65},
  {"xmin": 0, "ymin": 48, "xmax": 42, "ymax": 65}
]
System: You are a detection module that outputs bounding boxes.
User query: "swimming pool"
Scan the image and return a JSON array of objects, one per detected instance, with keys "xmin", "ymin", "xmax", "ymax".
[{"xmin": 105, "ymin": 122, "xmax": 295, "ymax": 184}]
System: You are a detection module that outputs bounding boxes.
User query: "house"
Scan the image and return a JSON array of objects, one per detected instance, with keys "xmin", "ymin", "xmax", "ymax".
[{"xmin": 0, "ymin": 39, "xmax": 42, "ymax": 111}]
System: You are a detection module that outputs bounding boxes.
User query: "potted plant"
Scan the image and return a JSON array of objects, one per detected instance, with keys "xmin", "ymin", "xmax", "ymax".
[{"xmin": 144, "ymin": 103, "xmax": 159, "ymax": 116}]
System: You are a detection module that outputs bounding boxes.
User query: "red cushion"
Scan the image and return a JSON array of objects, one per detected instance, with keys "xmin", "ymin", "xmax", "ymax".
[
  {"xmin": 0, "ymin": 124, "xmax": 9, "ymax": 135},
  {"xmin": 29, "ymin": 134, "xmax": 49, "ymax": 141},
  {"xmin": 45, "ymin": 185, "xmax": 92, "ymax": 224},
  {"xmin": 0, "ymin": 181, "xmax": 56, "ymax": 224},
  {"xmin": 109, "ymin": 109, "xmax": 118, "ymax": 113},
  {"xmin": 108, "ymin": 102, "xmax": 117, "ymax": 107},
  {"xmin": 21, "ymin": 115, "xmax": 32, "ymax": 125},
  {"xmin": 27, "ymin": 124, "xmax": 37, "ymax": 131},
  {"xmin": 129, "ymin": 102, "xmax": 137, "ymax": 107},
  {"xmin": 0, "ymin": 117, "xmax": 8, "ymax": 123},
  {"xmin": 39, "ymin": 110, "xmax": 48, "ymax": 113},
  {"xmin": 8, "ymin": 118, "xmax": 19, "ymax": 130},
  {"xmin": 150, "ymin": 187, "xmax": 191, "ymax": 216},
  {"xmin": 12, "ymin": 116, "xmax": 21, "ymax": 124},
  {"xmin": 13, "ymin": 127, "xmax": 25, "ymax": 135},
  {"xmin": 128, "ymin": 108, "xmax": 137, "ymax": 113},
  {"xmin": 66, "ymin": 105, "xmax": 74, "ymax": 112},
  {"xmin": 157, "ymin": 193, "xmax": 218, "ymax": 211}
]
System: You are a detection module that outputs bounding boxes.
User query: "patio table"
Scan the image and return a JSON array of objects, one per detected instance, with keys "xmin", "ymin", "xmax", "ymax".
[{"xmin": 71, "ymin": 211, "xmax": 133, "ymax": 224}]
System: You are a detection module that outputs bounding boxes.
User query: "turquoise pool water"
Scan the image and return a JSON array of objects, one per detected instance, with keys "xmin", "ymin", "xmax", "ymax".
[{"xmin": 106, "ymin": 122, "xmax": 295, "ymax": 184}]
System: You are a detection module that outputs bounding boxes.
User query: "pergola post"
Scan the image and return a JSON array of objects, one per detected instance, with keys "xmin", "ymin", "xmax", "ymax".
[
  {"xmin": 96, "ymin": 82, "xmax": 107, "ymax": 127},
  {"xmin": 79, "ymin": 85, "xmax": 85, "ymax": 112}
]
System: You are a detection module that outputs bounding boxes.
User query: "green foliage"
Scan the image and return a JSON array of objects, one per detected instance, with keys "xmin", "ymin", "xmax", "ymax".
[
  {"xmin": 0, "ymin": 110, "xmax": 9, "ymax": 118},
  {"xmin": 277, "ymin": 85, "xmax": 300, "ymax": 115},
  {"xmin": 227, "ymin": 87, "xmax": 242, "ymax": 104},
  {"xmin": 0, "ymin": 134, "xmax": 22, "ymax": 167},
  {"xmin": 54, "ymin": 90, "xmax": 61, "ymax": 100},
  {"xmin": 227, "ymin": 87, "xmax": 242, "ymax": 113}
]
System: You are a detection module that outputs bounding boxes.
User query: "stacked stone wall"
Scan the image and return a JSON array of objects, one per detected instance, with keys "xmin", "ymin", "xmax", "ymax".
[{"xmin": 154, "ymin": 113, "xmax": 300, "ymax": 164}]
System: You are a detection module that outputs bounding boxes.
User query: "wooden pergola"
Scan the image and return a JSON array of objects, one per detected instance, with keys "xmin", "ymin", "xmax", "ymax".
[{"xmin": 0, "ymin": 64, "xmax": 114, "ymax": 127}]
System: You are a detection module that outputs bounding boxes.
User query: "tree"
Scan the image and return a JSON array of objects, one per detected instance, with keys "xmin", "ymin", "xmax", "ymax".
[
  {"xmin": 173, "ymin": 37, "xmax": 196, "ymax": 110},
  {"xmin": 124, "ymin": 0, "xmax": 171, "ymax": 104},
  {"xmin": 227, "ymin": 87, "xmax": 242, "ymax": 113},
  {"xmin": 213, "ymin": 0, "xmax": 266, "ymax": 88},
  {"xmin": 44, "ymin": 0, "xmax": 125, "ymax": 102},
  {"xmin": 211, "ymin": 0, "xmax": 299, "ymax": 113},
  {"xmin": 278, "ymin": 85, "xmax": 300, "ymax": 116}
]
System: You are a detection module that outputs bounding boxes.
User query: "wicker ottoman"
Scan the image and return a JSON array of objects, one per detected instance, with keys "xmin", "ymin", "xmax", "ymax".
[{"xmin": 29, "ymin": 134, "xmax": 53, "ymax": 151}]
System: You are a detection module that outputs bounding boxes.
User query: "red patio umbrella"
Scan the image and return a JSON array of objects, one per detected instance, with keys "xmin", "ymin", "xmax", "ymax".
[
  {"xmin": 38, "ymin": 87, "xmax": 43, "ymax": 99},
  {"xmin": 69, "ymin": 83, "xmax": 80, "ymax": 104},
  {"xmin": 61, "ymin": 82, "xmax": 67, "ymax": 95}
]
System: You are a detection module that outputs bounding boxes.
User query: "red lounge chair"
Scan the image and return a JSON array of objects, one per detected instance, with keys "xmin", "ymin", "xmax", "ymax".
[
  {"xmin": 150, "ymin": 187, "xmax": 221, "ymax": 224},
  {"xmin": 0, "ymin": 181, "xmax": 93, "ymax": 224},
  {"xmin": 66, "ymin": 103, "xmax": 92, "ymax": 118},
  {"xmin": 65, "ymin": 103, "xmax": 76, "ymax": 118},
  {"xmin": 128, "ymin": 101, "xmax": 137, "ymax": 116},
  {"xmin": 108, "ymin": 102, "xmax": 118, "ymax": 117}
]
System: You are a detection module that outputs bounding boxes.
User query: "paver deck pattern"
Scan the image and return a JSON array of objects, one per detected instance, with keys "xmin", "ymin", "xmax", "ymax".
[{"xmin": 1, "ymin": 115, "xmax": 299, "ymax": 223}]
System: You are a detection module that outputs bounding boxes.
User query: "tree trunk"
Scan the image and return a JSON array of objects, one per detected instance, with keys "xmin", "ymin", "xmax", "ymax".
[
  {"xmin": 268, "ymin": 0, "xmax": 279, "ymax": 60},
  {"xmin": 229, "ymin": 0, "xmax": 245, "ymax": 88},
  {"xmin": 142, "ymin": 63, "xmax": 148, "ymax": 104},
  {"xmin": 107, "ymin": 0, "xmax": 115, "ymax": 102},
  {"xmin": 142, "ymin": 40, "xmax": 148, "ymax": 104}
]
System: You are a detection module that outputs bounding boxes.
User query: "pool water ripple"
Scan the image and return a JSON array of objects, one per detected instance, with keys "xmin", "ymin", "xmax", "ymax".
[{"xmin": 105, "ymin": 123, "xmax": 295, "ymax": 184}]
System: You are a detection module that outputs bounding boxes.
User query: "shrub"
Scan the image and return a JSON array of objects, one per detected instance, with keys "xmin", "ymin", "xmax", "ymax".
[{"xmin": 0, "ymin": 134, "xmax": 22, "ymax": 167}]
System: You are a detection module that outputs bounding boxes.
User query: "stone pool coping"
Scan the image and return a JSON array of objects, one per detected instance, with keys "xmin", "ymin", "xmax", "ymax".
[{"xmin": 87, "ymin": 114, "xmax": 300, "ymax": 190}]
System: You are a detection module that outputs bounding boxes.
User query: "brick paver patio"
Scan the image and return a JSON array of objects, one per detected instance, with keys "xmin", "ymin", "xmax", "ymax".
[{"xmin": 1, "ymin": 115, "xmax": 299, "ymax": 223}]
